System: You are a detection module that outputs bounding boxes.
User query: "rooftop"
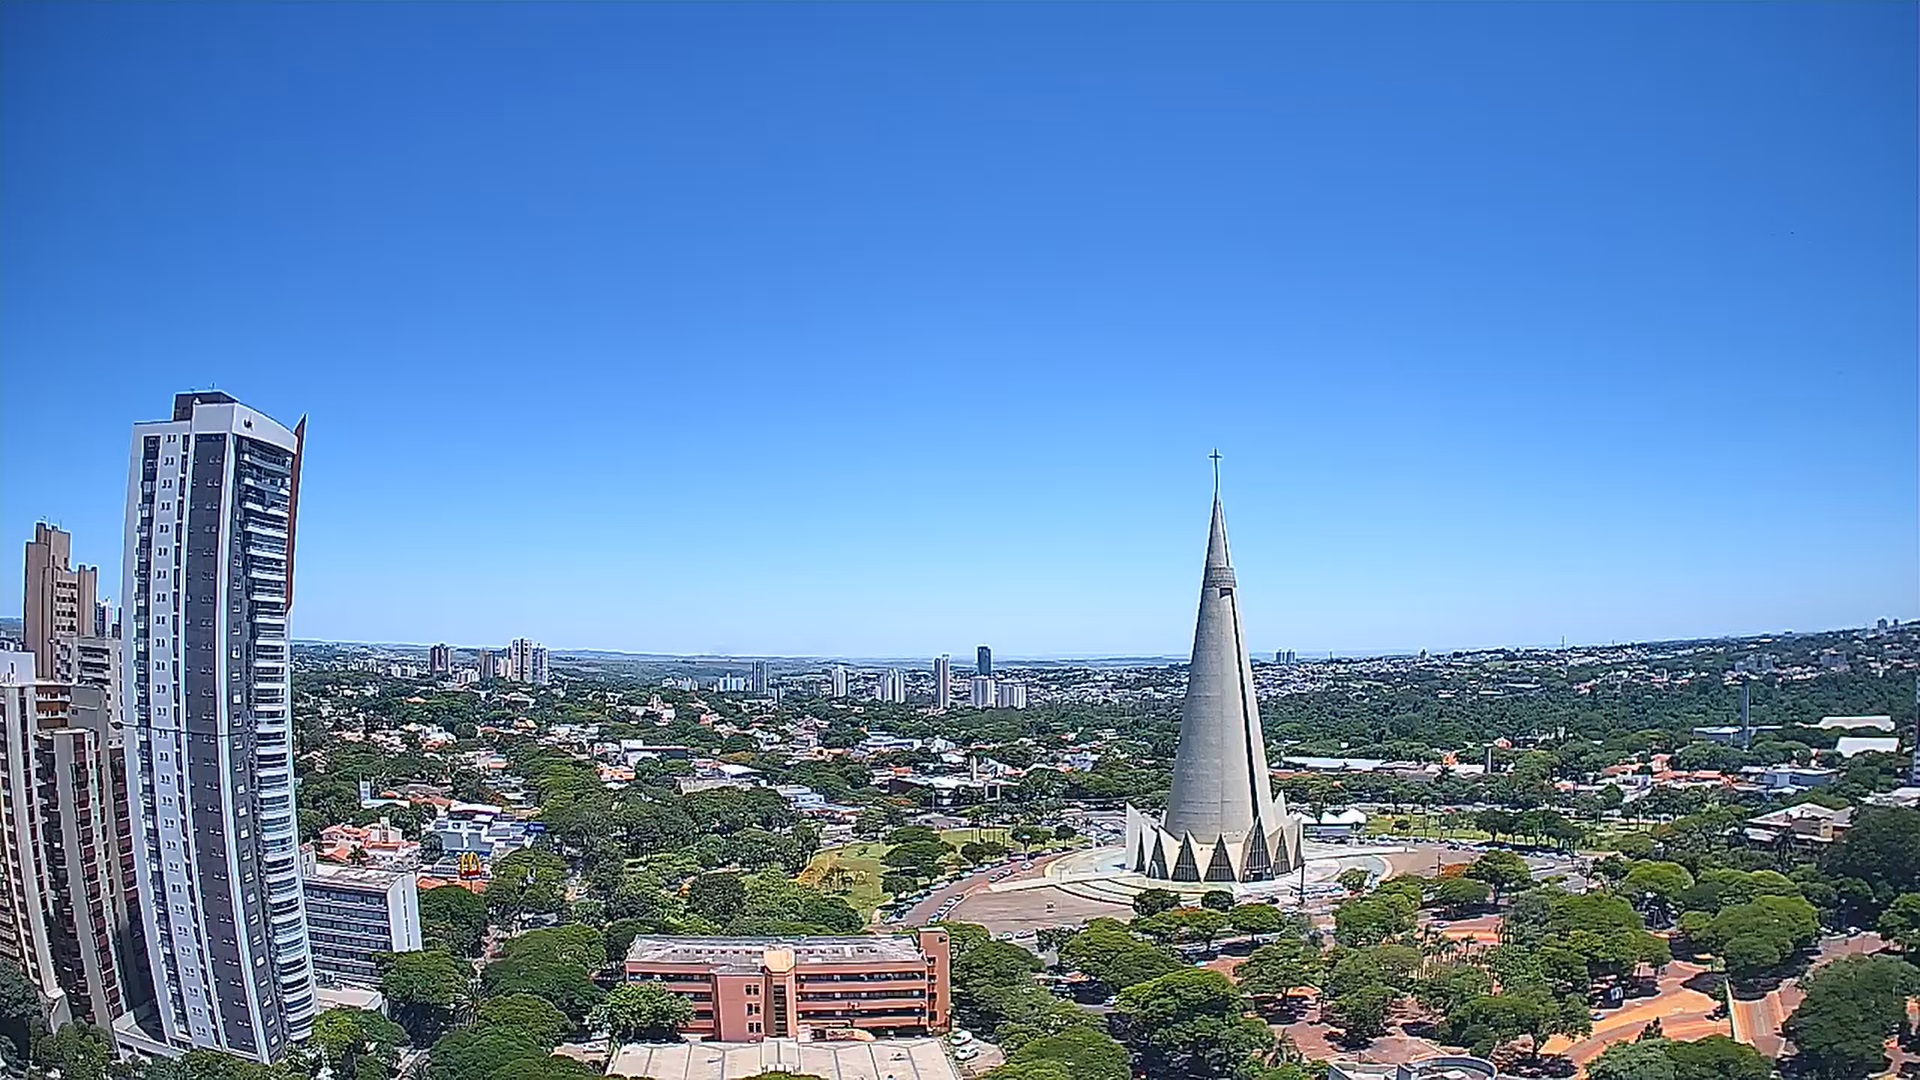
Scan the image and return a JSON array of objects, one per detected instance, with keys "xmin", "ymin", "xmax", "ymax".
[
  {"xmin": 626, "ymin": 934, "xmax": 927, "ymax": 972},
  {"xmin": 606, "ymin": 1037, "xmax": 957, "ymax": 1080}
]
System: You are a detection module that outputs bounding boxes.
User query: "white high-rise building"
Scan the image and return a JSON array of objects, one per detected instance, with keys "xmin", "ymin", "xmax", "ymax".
[
  {"xmin": 530, "ymin": 644, "xmax": 550, "ymax": 686},
  {"xmin": 751, "ymin": 660, "xmax": 768, "ymax": 695},
  {"xmin": 995, "ymin": 681, "xmax": 1027, "ymax": 710},
  {"xmin": 970, "ymin": 676, "xmax": 995, "ymax": 708},
  {"xmin": 123, "ymin": 391, "xmax": 315, "ymax": 1060},
  {"xmin": 830, "ymin": 666, "xmax": 848, "ymax": 699},
  {"xmin": 508, "ymin": 638, "xmax": 537, "ymax": 682},
  {"xmin": 933, "ymin": 656, "xmax": 951, "ymax": 710},
  {"xmin": 874, "ymin": 669, "xmax": 905, "ymax": 704}
]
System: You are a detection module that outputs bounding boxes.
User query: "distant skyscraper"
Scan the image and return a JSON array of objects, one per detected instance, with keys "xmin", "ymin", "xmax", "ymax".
[
  {"xmin": 995, "ymin": 681, "xmax": 1027, "ymax": 710},
  {"xmin": 24, "ymin": 523, "xmax": 99, "ymax": 680},
  {"xmin": 475, "ymin": 648, "xmax": 495, "ymax": 681},
  {"xmin": 874, "ymin": 670, "xmax": 905, "ymax": 704},
  {"xmin": 830, "ymin": 666, "xmax": 848, "ymax": 699},
  {"xmin": 1126, "ymin": 477, "xmax": 1304, "ymax": 882},
  {"xmin": 751, "ymin": 660, "xmax": 769, "ymax": 695},
  {"xmin": 716, "ymin": 673, "xmax": 748, "ymax": 693},
  {"xmin": 429, "ymin": 643, "xmax": 451, "ymax": 675},
  {"xmin": 508, "ymin": 638, "xmax": 536, "ymax": 682},
  {"xmin": 976, "ymin": 646, "xmax": 991, "ymax": 676},
  {"xmin": 93, "ymin": 598, "xmax": 116, "ymax": 639},
  {"xmin": 933, "ymin": 656, "xmax": 951, "ymax": 710},
  {"xmin": 970, "ymin": 675, "xmax": 995, "ymax": 709},
  {"xmin": 531, "ymin": 645, "xmax": 550, "ymax": 686},
  {"xmin": 1910, "ymin": 677, "xmax": 1920, "ymax": 787},
  {"xmin": 123, "ymin": 391, "xmax": 315, "ymax": 1059}
]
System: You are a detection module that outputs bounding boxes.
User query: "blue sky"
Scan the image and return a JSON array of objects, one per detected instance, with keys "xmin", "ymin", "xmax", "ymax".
[{"xmin": 2, "ymin": 3, "xmax": 1914, "ymax": 658}]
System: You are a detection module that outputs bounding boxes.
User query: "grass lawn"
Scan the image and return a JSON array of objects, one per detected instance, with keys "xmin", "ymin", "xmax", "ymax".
[
  {"xmin": 939, "ymin": 826, "xmax": 1013, "ymax": 848},
  {"xmin": 1364, "ymin": 812, "xmax": 1493, "ymax": 842},
  {"xmin": 797, "ymin": 843, "xmax": 891, "ymax": 920}
]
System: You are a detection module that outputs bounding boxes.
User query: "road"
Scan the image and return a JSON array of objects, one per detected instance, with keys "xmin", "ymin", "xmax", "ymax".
[
  {"xmin": 891, "ymin": 852, "xmax": 1071, "ymax": 928},
  {"xmin": 1729, "ymin": 932, "xmax": 1885, "ymax": 1059}
]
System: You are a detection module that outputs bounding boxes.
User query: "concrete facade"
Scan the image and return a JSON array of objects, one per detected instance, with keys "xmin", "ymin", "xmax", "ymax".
[
  {"xmin": 623, "ymin": 930, "xmax": 950, "ymax": 1042},
  {"xmin": 301, "ymin": 858, "xmax": 421, "ymax": 986},
  {"xmin": 24, "ymin": 524, "xmax": 98, "ymax": 680},
  {"xmin": 1127, "ymin": 487, "xmax": 1304, "ymax": 882},
  {"xmin": 122, "ymin": 391, "xmax": 315, "ymax": 1060}
]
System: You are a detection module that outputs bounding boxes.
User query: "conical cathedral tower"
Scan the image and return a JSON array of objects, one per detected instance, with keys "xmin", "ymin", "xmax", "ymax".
[{"xmin": 1125, "ymin": 476, "xmax": 1304, "ymax": 882}]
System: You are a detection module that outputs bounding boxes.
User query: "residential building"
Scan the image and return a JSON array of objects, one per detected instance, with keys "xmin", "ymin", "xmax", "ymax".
[
  {"xmin": 530, "ymin": 645, "xmax": 549, "ymax": 686},
  {"xmin": 969, "ymin": 676, "xmax": 994, "ymax": 709},
  {"xmin": 932, "ymin": 656, "xmax": 951, "ymax": 711},
  {"xmin": 24, "ymin": 523, "xmax": 99, "ymax": 679},
  {"xmin": 300, "ymin": 857, "xmax": 421, "ymax": 987},
  {"xmin": 122, "ymin": 390, "xmax": 315, "ymax": 1060},
  {"xmin": 622, "ymin": 929, "xmax": 950, "ymax": 1042},
  {"xmin": 976, "ymin": 646, "xmax": 991, "ymax": 676},
  {"xmin": 717, "ymin": 673, "xmax": 748, "ymax": 693},
  {"xmin": 475, "ymin": 648, "xmax": 495, "ymax": 681},
  {"xmin": 1745, "ymin": 803, "xmax": 1852, "ymax": 845},
  {"xmin": 994, "ymin": 681, "xmax": 1027, "ymax": 710},
  {"xmin": 0, "ymin": 650, "xmax": 139, "ymax": 1031},
  {"xmin": 428, "ymin": 644, "xmax": 451, "ymax": 675},
  {"xmin": 751, "ymin": 661, "xmax": 768, "ymax": 695},
  {"xmin": 508, "ymin": 638, "xmax": 537, "ymax": 683},
  {"xmin": 830, "ymin": 666, "xmax": 848, "ymax": 699},
  {"xmin": 874, "ymin": 670, "xmax": 905, "ymax": 704}
]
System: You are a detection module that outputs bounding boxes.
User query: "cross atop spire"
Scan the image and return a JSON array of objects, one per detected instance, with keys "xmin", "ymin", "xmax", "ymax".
[{"xmin": 1210, "ymin": 448, "xmax": 1222, "ymax": 498}]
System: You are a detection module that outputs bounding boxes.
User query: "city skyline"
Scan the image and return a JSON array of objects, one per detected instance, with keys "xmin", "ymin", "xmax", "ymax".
[{"xmin": 4, "ymin": 2, "xmax": 1915, "ymax": 658}]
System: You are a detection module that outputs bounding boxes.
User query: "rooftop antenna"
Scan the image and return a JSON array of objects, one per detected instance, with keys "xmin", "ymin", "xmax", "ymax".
[{"xmin": 1740, "ymin": 680, "xmax": 1752, "ymax": 750}]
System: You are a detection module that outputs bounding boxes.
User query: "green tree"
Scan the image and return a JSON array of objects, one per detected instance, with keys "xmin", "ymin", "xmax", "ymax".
[
  {"xmin": 1664, "ymin": 1036, "xmax": 1771, "ymax": 1080},
  {"xmin": 1133, "ymin": 888, "xmax": 1182, "ymax": 918},
  {"xmin": 1874, "ymin": 892, "xmax": 1920, "ymax": 951},
  {"xmin": 1336, "ymin": 867, "xmax": 1372, "ymax": 895},
  {"xmin": 1114, "ymin": 968, "xmax": 1273, "ymax": 1078},
  {"xmin": 419, "ymin": 885, "xmax": 489, "ymax": 957},
  {"xmin": 685, "ymin": 872, "xmax": 748, "ymax": 923},
  {"xmin": 1333, "ymin": 894, "xmax": 1415, "ymax": 947},
  {"xmin": 378, "ymin": 949, "xmax": 468, "ymax": 1045},
  {"xmin": 1227, "ymin": 903, "xmax": 1290, "ymax": 936},
  {"xmin": 32, "ymin": 1023, "xmax": 112, "ymax": 1080},
  {"xmin": 1782, "ymin": 955, "xmax": 1920, "ymax": 1080},
  {"xmin": 1412, "ymin": 964, "xmax": 1492, "ymax": 1019},
  {"xmin": 0, "ymin": 960, "xmax": 43, "ymax": 1061},
  {"xmin": 310, "ymin": 1008, "xmax": 407, "ymax": 1080},
  {"xmin": 1622, "ymin": 862, "xmax": 1695, "ymax": 909},
  {"xmin": 476, "ymin": 993, "xmax": 572, "ymax": 1047},
  {"xmin": 1234, "ymin": 939, "xmax": 1324, "ymax": 1004},
  {"xmin": 1003, "ymin": 1027, "xmax": 1130, "ymax": 1080},
  {"xmin": 1326, "ymin": 985, "xmax": 1396, "ymax": 1043},
  {"xmin": 1589, "ymin": 1039, "xmax": 1677, "ymax": 1080},
  {"xmin": 591, "ymin": 981, "xmax": 694, "ymax": 1042},
  {"xmin": 1465, "ymin": 850, "xmax": 1533, "ymax": 901},
  {"xmin": 486, "ymin": 850, "xmax": 570, "ymax": 922},
  {"xmin": 481, "ymin": 950, "xmax": 605, "ymax": 1023},
  {"xmin": 1428, "ymin": 877, "xmax": 1492, "ymax": 914},
  {"xmin": 425, "ymin": 1029, "xmax": 547, "ymax": 1080},
  {"xmin": 1200, "ymin": 890, "xmax": 1235, "ymax": 912},
  {"xmin": 1059, "ymin": 919, "xmax": 1184, "ymax": 991}
]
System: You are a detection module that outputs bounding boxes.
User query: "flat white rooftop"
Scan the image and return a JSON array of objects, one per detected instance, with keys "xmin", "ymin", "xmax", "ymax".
[{"xmin": 605, "ymin": 1037, "xmax": 957, "ymax": 1080}]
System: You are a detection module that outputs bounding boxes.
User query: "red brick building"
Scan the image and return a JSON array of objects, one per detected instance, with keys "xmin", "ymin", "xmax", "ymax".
[{"xmin": 622, "ymin": 930, "xmax": 951, "ymax": 1042}]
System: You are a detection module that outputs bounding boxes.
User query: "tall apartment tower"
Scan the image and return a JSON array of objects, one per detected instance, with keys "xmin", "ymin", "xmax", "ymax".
[
  {"xmin": 530, "ymin": 645, "xmax": 550, "ymax": 687},
  {"xmin": 0, "ymin": 650, "xmax": 141, "ymax": 1031},
  {"xmin": 751, "ymin": 660, "xmax": 768, "ymax": 695},
  {"xmin": 508, "ymin": 638, "xmax": 536, "ymax": 682},
  {"xmin": 123, "ymin": 392, "xmax": 315, "ymax": 1060},
  {"xmin": 933, "ymin": 656, "xmax": 951, "ymax": 710},
  {"xmin": 428, "ymin": 644, "xmax": 451, "ymax": 675},
  {"xmin": 830, "ymin": 666, "xmax": 848, "ymax": 699},
  {"xmin": 25, "ymin": 524, "xmax": 100, "ymax": 679},
  {"xmin": 976, "ymin": 646, "xmax": 991, "ymax": 677},
  {"xmin": 970, "ymin": 675, "xmax": 995, "ymax": 709},
  {"xmin": 475, "ymin": 648, "xmax": 495, "ymax": 681}
]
